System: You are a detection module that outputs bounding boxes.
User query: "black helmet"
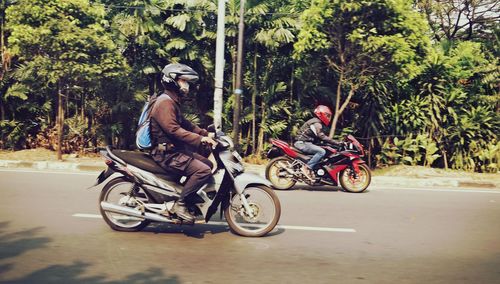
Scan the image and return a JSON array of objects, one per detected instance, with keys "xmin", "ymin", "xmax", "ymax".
[{"xmin": 161, "ymin": 63, "xmax": 199, "ymax": 94}]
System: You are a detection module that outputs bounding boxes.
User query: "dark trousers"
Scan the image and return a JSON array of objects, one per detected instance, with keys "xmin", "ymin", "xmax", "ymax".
[{"xmin": 153, "ymin": 150, "xmax": 213, "ymax": 200}]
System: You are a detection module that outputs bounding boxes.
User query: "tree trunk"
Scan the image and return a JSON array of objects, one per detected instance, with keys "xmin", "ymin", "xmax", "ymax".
[
  {"xmin": 230, "ymin": 46, "xmax": 237, "ymax": 146},
  {"xmin": 0, "ymin": 1, "xmax": 5, "ymax": 81},
  {"xmin": 442, "ymin": 149, "xmax": 448, "ymax": 169},
  {"xmin": 252, "ymin": 51, "xmax": 257, "ymax": 155},
  {"xmin": 232, "ymin": 1, "xmax": 245, "ymax": 150},
  {"xmin": 0, "ymin": 100, "xmax": 4, "ymax": 149},
  {"xmin": 330, "ymin": 69, "xmax": 344, "ymax": 138},
  {"xmin": 148, "ymin": 74, "xmax": 155, "ymax": 97},
  {"xmin": 81, "ymin": 93, "xmax": 85, "ymax": 120},
  {"xmin": 257, "ymin": 99, "xmax": 266, "ymax": 157},
  {"xmin": 245, "ymin": 125, "xmax": 251, "ymax": 155},
  {"xmin": 330, "ymin": 78, "xmax": 357, "ymax": 139},
  {"xmin": 57, "ymin": 85, "xmax": 64, "ymax": 160}
]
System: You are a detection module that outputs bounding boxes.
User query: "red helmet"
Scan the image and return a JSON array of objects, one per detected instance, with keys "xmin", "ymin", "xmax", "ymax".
[{"xmin": 314, "ymin": 105, "xmax": 332, "ymax": 126}]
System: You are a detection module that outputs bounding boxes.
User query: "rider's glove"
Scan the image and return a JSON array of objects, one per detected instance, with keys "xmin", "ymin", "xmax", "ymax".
[{"xmin": 201, "ymin": 136, "xmax": 217, "ymax": 148}]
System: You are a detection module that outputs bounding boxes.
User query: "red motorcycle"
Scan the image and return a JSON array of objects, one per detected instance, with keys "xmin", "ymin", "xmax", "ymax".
[{"xmin": 265, "ymin": 135, "xmax": 371, "ymax": 192}]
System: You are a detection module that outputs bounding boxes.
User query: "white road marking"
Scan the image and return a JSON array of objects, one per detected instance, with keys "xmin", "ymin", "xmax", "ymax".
[
  {"xmin": 374, "ymin": 187, "xmax": 500, "ymax": 194},
  {"xmin": 73, "ymin": 213, "xmax": 356, "ymax": 233},
  {"xmin": 73, "ymin": 213, "xmax": 102, "ymax": 218}
]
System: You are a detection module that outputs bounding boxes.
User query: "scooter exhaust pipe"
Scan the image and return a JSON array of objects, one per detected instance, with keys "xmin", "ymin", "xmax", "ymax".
[{"xmin": 100, "ymin": 201, "xmax": 173, "ymax": 223}]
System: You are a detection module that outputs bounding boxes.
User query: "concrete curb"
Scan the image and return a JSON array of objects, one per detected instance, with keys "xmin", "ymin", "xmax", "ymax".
[
  {"xmin": 0, "ymin": 159, "xmax": 498, "ymax": 190},
  {"xmin": 371, "ymin": 176, "xmax": 497, "ymax": 189},
  {"xmin": 0, "ymin": 159, "xmax": 105, "ymax": 172}
]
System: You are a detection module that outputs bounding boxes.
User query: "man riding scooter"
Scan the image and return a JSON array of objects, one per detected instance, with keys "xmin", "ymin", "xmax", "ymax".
[{"xmin": 149, "ymin": 63, "xmax": 217, "ymax": 223}]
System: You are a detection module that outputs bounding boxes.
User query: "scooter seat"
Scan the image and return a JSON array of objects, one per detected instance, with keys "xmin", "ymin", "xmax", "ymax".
[{"xmin": 111, "ymin": 150, "xmax": 179, "ymax": 181}]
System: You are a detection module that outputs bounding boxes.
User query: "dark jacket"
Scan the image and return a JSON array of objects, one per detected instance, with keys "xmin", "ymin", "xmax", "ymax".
[
  {"xmin": 150, "ymin": 90, "xmax": 208, "ymax": 151},
  {"xmin": 296, "ymin": 117, "xmax": 337, "ymax": 145}
]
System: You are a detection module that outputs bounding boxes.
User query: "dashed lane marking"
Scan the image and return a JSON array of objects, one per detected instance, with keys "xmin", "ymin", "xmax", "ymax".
[{"xmin": 73, "ymin": 213, "xmax": 356, "ymax": 233}]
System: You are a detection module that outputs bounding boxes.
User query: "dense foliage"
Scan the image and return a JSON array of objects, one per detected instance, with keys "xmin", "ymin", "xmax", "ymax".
[{"xmin": 0, "ymin": 0, "xmax": 498, "ymax": 172}]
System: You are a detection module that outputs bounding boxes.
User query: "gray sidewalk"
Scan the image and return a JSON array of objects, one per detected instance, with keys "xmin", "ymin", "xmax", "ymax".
[{"xmin": 1, "ymin": 159, "xmax": 498, "ymax": 190}]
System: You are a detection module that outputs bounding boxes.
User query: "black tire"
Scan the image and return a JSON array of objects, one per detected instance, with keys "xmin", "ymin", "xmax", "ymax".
[
  {"xmin": 265, "ymin": 156, "xmax": 297, "ymax": 190},
  {"xmin": 99, "ymin": 177, "xmax": 151, "ymax": 232},
  {"xmin": 224, "ymin": 186, "xmax": 281, "ymax": 237},
  {"xmin": 339, "ymin": 164, "xmax": 371, "ymax": 193}
]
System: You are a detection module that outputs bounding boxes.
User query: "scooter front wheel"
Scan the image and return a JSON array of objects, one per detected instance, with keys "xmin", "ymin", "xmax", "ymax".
[{"xmin": 224, "ymin": 186, "xmax": 281, "ymax": 237}]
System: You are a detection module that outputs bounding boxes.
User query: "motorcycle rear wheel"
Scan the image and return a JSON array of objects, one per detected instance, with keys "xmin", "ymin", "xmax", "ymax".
[
  {"xmin": 99, "ymin": 177, "xmax": 151, "ymax": 232},
  {"xmin": 224, "ymin": 186, "xmax": 281, "ymax": 237},
  {"xmin": 339, "ymin": 164, "xmax": 371, "ymax": 193},
  {"xmin": 265, "ymin": 156, "xmax": 297, "ymax": 190}
]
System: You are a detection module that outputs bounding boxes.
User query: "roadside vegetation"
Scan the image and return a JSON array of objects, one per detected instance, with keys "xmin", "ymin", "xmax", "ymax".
[{"xmin": 0, "ymin": 0, "xmax": 498, "ymax": 172}]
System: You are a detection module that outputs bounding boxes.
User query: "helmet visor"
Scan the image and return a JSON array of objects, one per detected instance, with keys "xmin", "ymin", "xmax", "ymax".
[
  {"xmin": 178, "ymin": 74, "xmax": 199, "ymax": 83},
  {"xmin": 325, "ymin": 113, "xmax": 332, "ymax": 121}
]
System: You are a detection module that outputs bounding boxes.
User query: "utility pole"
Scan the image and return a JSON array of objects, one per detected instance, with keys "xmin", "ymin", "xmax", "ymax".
[
  {"xmin": 213, "ymin": 0, "xmax": 226, "ymax": 131},
  {"xmin": 232, "ymin": 0, "xmax": 245, "ymax": 148}
]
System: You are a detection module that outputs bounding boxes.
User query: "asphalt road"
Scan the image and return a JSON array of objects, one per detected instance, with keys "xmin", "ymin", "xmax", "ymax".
[{"xmin": 0, "ymin": 169, "xmax": 499, "ymax": 284}]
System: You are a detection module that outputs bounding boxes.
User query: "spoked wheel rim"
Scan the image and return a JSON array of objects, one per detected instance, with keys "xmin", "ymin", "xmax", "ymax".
[
  {"xmin": 266, "ymin": 158, "xmax": 296, "ymax": 190},
  {"xmin": 102, "ymin": 181, "xmax": 147, "ymax": 228},
  {"xmin": 225, "ymin": 187, "xmax": 280, "ymax": 237},
  {"xmin": 340, "ymin": 165, "xmax": 370, "ymax": 192}
]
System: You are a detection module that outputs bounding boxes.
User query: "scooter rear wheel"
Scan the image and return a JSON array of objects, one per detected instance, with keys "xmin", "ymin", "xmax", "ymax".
[
  {"xmin": 265, "ymin": 156, "xmax": 297, "ymax": 190},
  {"xmin": 99, "ymin": 177, "xmax": 151, "ymax": 231}
]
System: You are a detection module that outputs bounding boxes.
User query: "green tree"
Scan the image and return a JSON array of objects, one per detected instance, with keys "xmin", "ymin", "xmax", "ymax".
[
  {"xmin": 294, "ymin": 0, "xmax": 430, "ymax": 137},
  {"xmin": 7, "ymin": 0, "xmax": 128, "ymax": 158},
  {"xmin": 416, "ymin": 0, "xmax": 500, "ymax": 42}
]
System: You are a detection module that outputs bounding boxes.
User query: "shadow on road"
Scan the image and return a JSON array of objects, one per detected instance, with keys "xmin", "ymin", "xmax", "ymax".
[
  {"xmin": 285, "ymin": 184, "xmax": 371, "ymax": 193},
  {"xmin": 143, "ymin": 222, "xmax": 285, "ymax": 238},
  {"xmin": 0, "ymin": 222, "xmax": 180, "ymax": 284},
  {"xmin": 0, "ymin": 222, "xmax": 50, "ymax": 261},
  {"xmin": 1, "ymin": 263, "xmax": 179, "ymax": 284},
  {"xmin": 281, "ymin": 184, "xmax": 343, "ymax": 192},
  {"xmin": 144, "ymin": 222, "xmax": 229, "ymax": 239}
]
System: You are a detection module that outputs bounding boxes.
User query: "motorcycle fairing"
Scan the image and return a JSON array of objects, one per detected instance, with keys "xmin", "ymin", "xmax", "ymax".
[
  {"xmin": 326, "ymin": 164, "xmax": 348, "ymax": 183},
  {"xmin": 204, "ymin": 171, "xmax": 233, "ymax": 222},
  {"xmin": 326, "ymin": 158, "xmax": 365, "ymax": 183},
  {"xmin": 347, "ymin": 135, "xmax": 365, "ymax": 156},
  {"xmin": 270, "ymin": 139, "xmax": 298, "ymax": 158}
]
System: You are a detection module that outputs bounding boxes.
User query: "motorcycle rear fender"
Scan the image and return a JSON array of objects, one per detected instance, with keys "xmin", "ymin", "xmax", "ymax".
[
  {"xmin": 91, "ymin": 167, "xmax": 116, "ymax": 187},
  {"xmin": 233, "ymin": 172, "xmax": 273, "ymax": 194},
  {"xmin": 267, "ymin": 146, "xmax": 283, "ymax": 159}
]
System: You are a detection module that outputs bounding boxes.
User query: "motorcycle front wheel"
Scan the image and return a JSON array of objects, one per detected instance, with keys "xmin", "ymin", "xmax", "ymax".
[
  {"xmin": 99, "ymin": 177, "xmax": 151, "ymax": 232},
  {"xmin": 265, "ymin": 156, "xmax": 297, "ymax": 190},
  {"xmin": 224, "ymin": 186, "xmax": 281, "ymax": 237},
  {"xmin": 339, "ymin": 164, "xmax": 371, "ymax": 193}
]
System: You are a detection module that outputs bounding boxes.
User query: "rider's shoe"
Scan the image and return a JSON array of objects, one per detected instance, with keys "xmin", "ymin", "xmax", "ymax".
[
  {"xmin": 302, "ymin": 165, "xmax": 315, "ymax": 181},
  {"xmin": 173, "ymin": 200, "xmax": 195, "ymax": 223}
]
